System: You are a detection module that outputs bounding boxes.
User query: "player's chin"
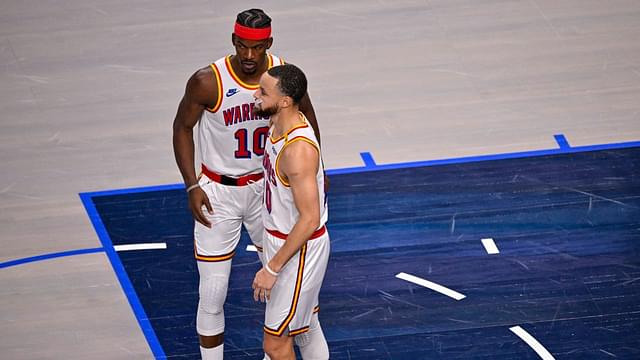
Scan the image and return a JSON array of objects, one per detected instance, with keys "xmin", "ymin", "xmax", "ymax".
[
  {"xmin": 254, "ymin": 107, "xmax": 272, "ymax": 118},
  {"xmin": 241, "ymin": 64, "xmax": 257, "ymax": 74}
]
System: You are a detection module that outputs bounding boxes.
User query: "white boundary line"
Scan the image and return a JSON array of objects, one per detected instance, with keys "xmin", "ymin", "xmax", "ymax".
[
  {"xmin": 396, "ymin": 272, "xmax": 466, "ymax": 300},
  {"xmin": 481, "ymin": 238, "xmax": 500, "ymax": 254},
  {"xmin": 509, "ymin": 326, "xmax": 556, "ymax": 360},
  {"xmin": 114, "ymin": 243, "xmax": 167, "ymax": 252},
  {"xmin": 246, "ymin": 245, "xmax": 258, "ymax": 252}
]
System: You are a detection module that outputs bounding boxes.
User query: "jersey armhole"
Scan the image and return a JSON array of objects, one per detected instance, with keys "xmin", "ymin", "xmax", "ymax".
[
  {"xmin": 269, "ymin": 54, "xmax": 285, "ymax": 67},
  {"xmin": 205, "ymin": 63, "xmax": 223, "ymax": 113},
  {"xmin": 275, "ymin": 137, "xmax": 320, "ymax": 187}
]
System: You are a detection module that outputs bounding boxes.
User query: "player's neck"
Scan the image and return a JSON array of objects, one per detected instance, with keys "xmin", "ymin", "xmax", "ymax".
[{"xmin": 272, "ymin": 107, "xmax": 303, "ymax": 138}]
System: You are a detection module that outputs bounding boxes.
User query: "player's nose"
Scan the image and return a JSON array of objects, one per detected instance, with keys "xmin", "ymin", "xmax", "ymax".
[{"xmin": 245, "ymin": 48, "xmax": 255, "ymax": 60}]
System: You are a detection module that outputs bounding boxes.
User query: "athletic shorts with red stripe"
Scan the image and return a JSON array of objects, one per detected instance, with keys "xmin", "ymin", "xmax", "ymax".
[{"xmin": 263, "ymin": 226, "xmax": 330, "ymax": 336}]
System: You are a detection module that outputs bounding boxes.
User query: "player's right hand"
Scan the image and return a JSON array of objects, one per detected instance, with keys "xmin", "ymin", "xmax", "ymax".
[{"xmin": 188, "ymin": 187, "xmax": 213, "ymax": 228}]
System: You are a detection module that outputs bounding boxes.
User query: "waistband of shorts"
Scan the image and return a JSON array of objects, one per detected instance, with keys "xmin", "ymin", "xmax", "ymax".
[
  {"xmin": 201, "ymin": 164, "xmax": 263, "ymax": 186},
  {"xmin": 266, "ymin": 225, "xmax": 326, "ymax": 241}
]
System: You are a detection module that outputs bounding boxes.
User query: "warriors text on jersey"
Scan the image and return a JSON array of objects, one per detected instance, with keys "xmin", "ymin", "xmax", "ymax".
[
  {"xmin": 262, "ymin": 114, "xmax": 328, "ymax": 233},
  {"xmin": 198, "ymin": 54, "xmax": 285, "ymax": 177}
]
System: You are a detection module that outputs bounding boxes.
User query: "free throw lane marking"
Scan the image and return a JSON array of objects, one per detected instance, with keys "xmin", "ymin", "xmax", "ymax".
[
  {"xmin": 510, "ymin": 326, "xmax": 556, "ymax": 360},
  {"xmin": 481, "ymin": 238, "xmax": 500, "ymax": 254},
  {"xmin": 396, "ymin": 272, "xmax": 466, "ymax": 300},
  {"xmin": 114, "ymin": 243, "xmax": 167, "ymax": 251}
]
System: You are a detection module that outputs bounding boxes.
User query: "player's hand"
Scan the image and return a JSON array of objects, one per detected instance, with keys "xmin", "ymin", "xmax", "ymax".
[
  {"xmin": 252, "ymin": 268, "xmax": 277, "ymax": 303},
  {"xmin": 188, "ymin": 187, "xmax": 213, "ymax": 228}
]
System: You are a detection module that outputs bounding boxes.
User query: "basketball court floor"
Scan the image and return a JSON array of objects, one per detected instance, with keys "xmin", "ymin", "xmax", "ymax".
[{"xmin": 2, "ymin": 1, "xmax": 640, "ymax": 359}]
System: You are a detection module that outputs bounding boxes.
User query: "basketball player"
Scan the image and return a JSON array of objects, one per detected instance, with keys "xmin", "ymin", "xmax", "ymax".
[
  {"xmin": 252, "ymin": 64, "xmax": 330, "ymax": 360},
  {"xmin": 172, "ymin": 9, "xmax": 322, "ymax": 359}
]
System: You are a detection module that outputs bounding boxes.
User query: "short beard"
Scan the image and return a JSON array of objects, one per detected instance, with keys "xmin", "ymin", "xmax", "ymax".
[
  {"xmin": 253, "ymin": 103, "xmax": 278, "ymax": 118},
  {"xmin": 241, "ymin": 66, "xmax": 257, "ymax": 75}
]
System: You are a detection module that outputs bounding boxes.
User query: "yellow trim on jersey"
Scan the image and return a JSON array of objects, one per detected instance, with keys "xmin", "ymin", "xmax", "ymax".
[
  {"xmin": 264, "ymin": 243, "xmax": 307, "ymax": 337},
  {"xmin": 225, "ymin": 54, "xmax": 274, "ymax": 90},
  {"xmin": 269, "ymin": 118, "xmax": 308, "ymax": 143},
  {"xmin": 288, "ymin": 326, "xmax": 310, "ymax": 337},
  {"xmin": 205, "ymin": 63, "xmax": 224, "ymax": 113},
  {"xmin": 275, "ymin": 136, "xmax": 320, "ymax": 187}
]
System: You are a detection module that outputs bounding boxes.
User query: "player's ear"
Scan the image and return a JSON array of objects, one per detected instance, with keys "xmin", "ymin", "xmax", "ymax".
[
  {"xmin": 282, "ymin": 96, "xmax": 294, "ymax": 109},
  {"xmin": 266, "ymin": 37, "xmax": 273, "ymax": 49},
  {"xmin": 231, "ymin": 34, "xmax": 237, "ymax": 46}
]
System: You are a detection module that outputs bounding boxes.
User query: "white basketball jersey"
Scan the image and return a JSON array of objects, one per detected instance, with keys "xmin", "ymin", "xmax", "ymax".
[
  {"xmin": 262, "ymin": 114, "xmax": 328, "ymax": 233},
  {"xmin": 198, "ymin": 54, "xmax": 285, "ymax": 176}
]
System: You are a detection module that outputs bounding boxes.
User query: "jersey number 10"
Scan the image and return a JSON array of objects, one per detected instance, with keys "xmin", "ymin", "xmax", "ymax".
[{"xmin": 234, "ymin": 126, "xmax": 269, "ymax": 158}]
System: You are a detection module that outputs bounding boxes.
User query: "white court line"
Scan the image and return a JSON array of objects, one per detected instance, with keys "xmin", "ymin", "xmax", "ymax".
[
  {"xmin": 396, "ymin": 272, "xmax": 466, "ymax": 300},
  {"xmin": 481, "ymin": 238, "xmax": 500, "ymax": 254},
  {"xmin": 114, "ymin": 243, "xmax": 167, "ymax": 252},
  {"xmin": 509, "ymin": 326, "xmax": 556, "ymax": 360},
  {"xmin": 246, "ymin": 245, "xmax": 257, "ymax": 252}
]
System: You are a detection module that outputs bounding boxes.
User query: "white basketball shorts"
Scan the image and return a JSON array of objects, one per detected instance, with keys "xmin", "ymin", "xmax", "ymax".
[
  {"xmin": 193, "ymin": 173, "xmax": 264, "ymax": 262},
  {"xmin": 263, "ymin": 226, "xmax": 330, "ymax": 336}
]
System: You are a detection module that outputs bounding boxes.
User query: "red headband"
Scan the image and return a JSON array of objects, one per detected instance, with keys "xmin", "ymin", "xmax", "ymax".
[{"xmin": 234, "ymin": 23, "xmax": 272, "ymax": 40}]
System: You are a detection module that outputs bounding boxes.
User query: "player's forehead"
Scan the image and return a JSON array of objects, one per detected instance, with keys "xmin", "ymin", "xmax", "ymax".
[
  {"xmin": 259, "ymin": 73, "xmax": 278, "ymax": 92},
  {"xmin": 235, "ymin": 37, "xmax": 269, "ymax": 47}
]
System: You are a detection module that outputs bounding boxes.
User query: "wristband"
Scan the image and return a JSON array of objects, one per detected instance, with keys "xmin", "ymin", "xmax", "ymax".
[
  {"xmin": 264, "ymin": 263, "xmax": 279, "ymax": 277},
  {"xmin": 186, "ymin": 183, "xmax": 200, "ymax": 193}
]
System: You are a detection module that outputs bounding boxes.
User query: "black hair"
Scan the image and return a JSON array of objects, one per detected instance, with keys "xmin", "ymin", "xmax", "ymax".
[
  {"xmin": 236, "ymin": 9, "xmax": 272, "ymax": 28},
  {"xmin": 267, "ymin": 64, "xmax": 308, "ymax": 104}
]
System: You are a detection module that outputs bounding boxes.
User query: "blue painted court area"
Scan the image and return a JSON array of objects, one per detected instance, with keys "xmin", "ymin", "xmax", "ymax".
[{"xmin": 89, "ymin": 147, "xmax": 640, "ymax": 359}]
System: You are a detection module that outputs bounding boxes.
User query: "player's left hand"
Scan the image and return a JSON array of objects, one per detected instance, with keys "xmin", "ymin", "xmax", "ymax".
[{"xmin": 252, "ymin": 268, "xmax": 277, "ymax": 303}]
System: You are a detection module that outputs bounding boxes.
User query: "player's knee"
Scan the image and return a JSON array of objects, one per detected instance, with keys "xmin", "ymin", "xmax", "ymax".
[
  {"xmin": 263, "ymin": 343, "xmax": 286, "ymax": 359},
  {"xmin": 264, "ymin": 336, "xmax": 292, "ymax": 359},
  {"xmin": 294, "ymin": 332, "xmax": 309, "ymax": 347},
  {"xmin": 198, "ymin": 275, "xmax": 228, "ymax": 314},
  {"xmin": 295, "ymin": 321, "xmax": 329, "ymax": 360}
]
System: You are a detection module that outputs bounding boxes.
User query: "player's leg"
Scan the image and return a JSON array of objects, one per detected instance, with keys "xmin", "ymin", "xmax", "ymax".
[
  {"xmin": 196, "ymin": 260, "xmax": 231, "ymax": 359},
  {"xmin": 264, "ymin": 331, "xmax": 295, "ymax": 360},
  {"xmin": 243, "ymin": 179, "xmax": 266, "ymax": 264},
  {"xmin": 294, "ymin": 233, "xmax": 331, "ymax": 360},
  {"xmin": 195, "ymin": 180, "xmax": 244, "ymax": 359},
  {"xmin": 295, "ymin": 308, "xmax": 329, "ymax": 360},
  {"xmin": 262, "ymin": 231, "xmax": 304, "ymax": 359},
  {"xmin": 263, "ymin": 231, "xmax": 330, "ymax": 359}
]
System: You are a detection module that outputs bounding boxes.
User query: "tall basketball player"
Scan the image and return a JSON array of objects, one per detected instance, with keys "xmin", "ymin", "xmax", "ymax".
[
  {"xmin": 252, "ymin": 64, "xmax": 330, "ymax": 359},
  {"xmin": 172, "ymin": 9, "xmax": 322, "ymax": 359}
]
